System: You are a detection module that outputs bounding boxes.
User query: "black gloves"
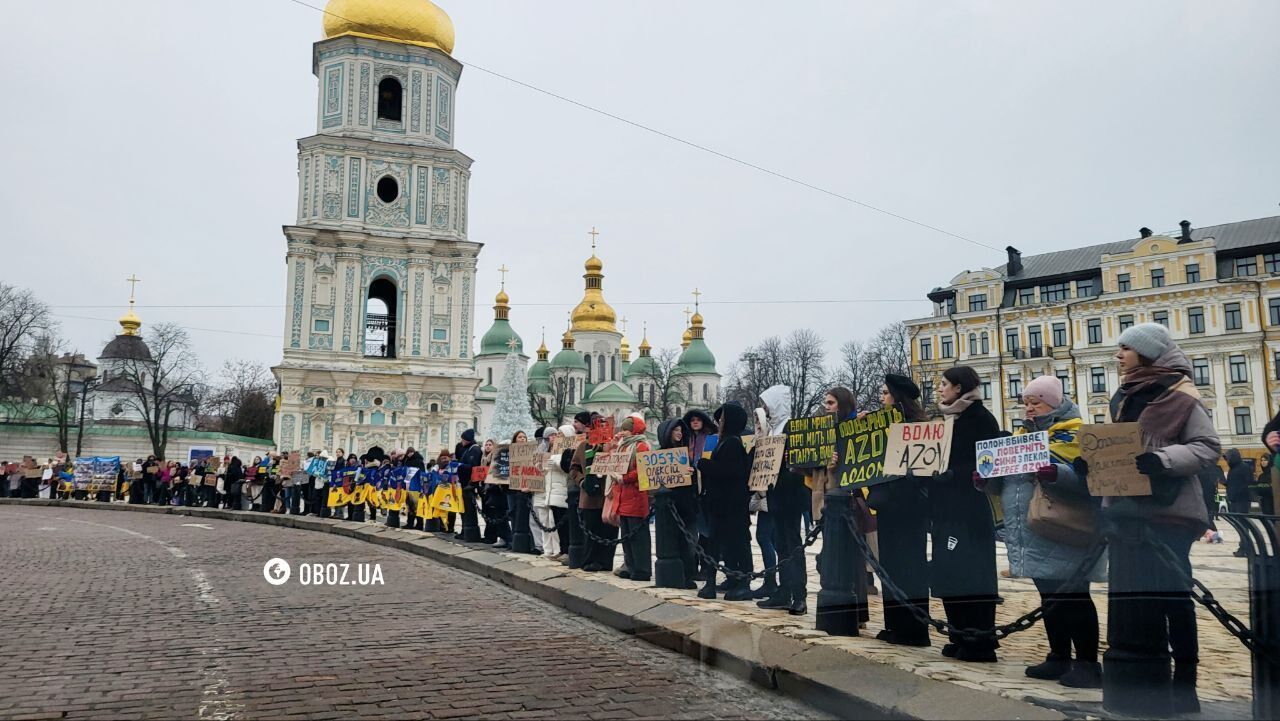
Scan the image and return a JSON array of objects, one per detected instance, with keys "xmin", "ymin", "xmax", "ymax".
[
  {"xmin": 1073, "ymin": 457, "xmax": 1089, "ymax": 478},
  {"xmin": 1135, "ymin": 452, "xmax": 1164, "ymax": 476}
]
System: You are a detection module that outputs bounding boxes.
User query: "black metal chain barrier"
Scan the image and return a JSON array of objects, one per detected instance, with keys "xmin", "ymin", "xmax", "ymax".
[
  {"xmin": 574, "ymin": 504, "xmax": 656, "ymax": 547},
  {"xmin": 529, "ymin": 506, "xmax": 567, "ymax": 533},
  {"xmin": 846, "ymin": 513, "xmax": 1108, "ymax": 643},
  {"xmin": 480, "ymin": 507, "xmax": 511, "ymax": 525},
  {"xmin": 1139, "ymin": 527, "xmax": 1276, "ymax": 662},
  {"xmin": 668, "ymin": 503, "xmax": 824, "ymax": 582}
]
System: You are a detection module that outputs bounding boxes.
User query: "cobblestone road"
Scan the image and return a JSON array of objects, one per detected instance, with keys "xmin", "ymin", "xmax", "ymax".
[{"xmin": 0, "ymin": 507, "xmax": 830, "ymax": 720}]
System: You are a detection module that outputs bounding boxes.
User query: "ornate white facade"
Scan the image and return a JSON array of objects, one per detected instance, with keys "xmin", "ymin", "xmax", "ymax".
[{"xmin": 272, "ymin": 22, "xmax": 480, "ymax": 454}]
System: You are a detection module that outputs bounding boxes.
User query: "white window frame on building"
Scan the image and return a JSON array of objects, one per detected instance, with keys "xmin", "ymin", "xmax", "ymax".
[
  {"xmin": 1117, "ymin": 273, "xmax": 1131, "ymax": 292},
  {"xmin": 919, "ymin": 338, "xmax": 933, "ymax": 361},
  {"xmin": 1008, "ymin": 373, "xmax": 1022, "ymax": 399},
  {"xmin": 1151, "ymin": 268, "xmax": 1165, "ymax": 288},
  {"xmin": 1225, "ymin": 302, "xmax": 1243, "ymax": 331},
  {"xmin": 1153, "ymin": 310, "xmax": 1169, "ymax": 327},
  {"xmin": 1229, "ymin": 354, "xmax": 1249, "ymax": 383},
  {"xmin": 1087, "ymin": 319, "xmax": 1102, "ymax": 345},
  {"xmin": 1234, "ymin": 407, "xmax": 1253, "ymax": 435},
  {"xmin": 968, "ymin": 293, "xmax": 987, "ymax": 312},
  {"xmin": 1119, "ymin": 314, "xmax": 1134, "ymax": 332},
  {"xmin": 1186, "ymin": 263, "xmax": 1200, "ymax": 283},
  {"xmin": 1090, "ymin": 367, "xmax": 1106, "ymax": 394},
  {"xmin": 1189, "ymin": 306, "xmax": 1205, "ymax": 334},
  {"xmin": 1192, "ymin": 358, "xmax": 1211, "ymax": 386},
  {"xmin": 1052, "ymin": 323, "xmax": 1067, "ymax": 347},
  {"xmin": 941, "ymin": 336, "xmax": 954, "ymax": 359}
]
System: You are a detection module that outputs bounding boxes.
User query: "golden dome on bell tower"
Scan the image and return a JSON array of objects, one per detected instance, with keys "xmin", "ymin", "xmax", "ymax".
[{"xmin": 322, "ymin": 0, "xmax": 456, "ymax": 54}]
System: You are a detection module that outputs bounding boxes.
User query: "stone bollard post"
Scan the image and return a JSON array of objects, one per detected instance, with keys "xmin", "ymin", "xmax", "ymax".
[
  {"xmin": 653, "ymin": 488, "xmax": 684, "ymax": 587},
  {"xmin": 511, "ymin": 491, "xmax": 533, "ymax": 553},
  {"xmin": 816, "ymin": 488, "xmax": 862, "ymax": 636},
  {"xmin": 566, "ymin": 493, "xmax": 587, "ymax": 568},
  {"xmin": 1103, "ymin": 517, "xmax": 1172, "ymax": 716}
]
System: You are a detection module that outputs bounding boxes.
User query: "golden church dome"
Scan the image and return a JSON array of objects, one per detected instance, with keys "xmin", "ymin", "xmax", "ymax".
[
  {"xmin": 322, "ymin": 0, "xmax": 456, "ymax": 54},
  {"xmin": 495, "ymin": 288, "xmax": 509, "ymax": 306},
  {"xmin": 118, "ymin": 308, "xmax": 142, "ymax": 337},
  {"xmin": 571, "ymin": 253, "xmax": 617, "ymax": 333}
]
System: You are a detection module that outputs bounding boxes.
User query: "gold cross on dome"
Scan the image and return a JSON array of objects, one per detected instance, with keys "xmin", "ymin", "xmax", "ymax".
[
  {"xmin": 588, "ymin": 226, "xmax": 599, "ymax": 251},
  {"xmin": 126, "ymin": 274, "xmax": 141, "ymax": 302},
  {"xmin": 683, "ymin": 307, "xmax": 692, "ymax": 326},
  {"xmin": 692, "ymin": 288, "xmax": 702, "ymax": 312},
  {"xmin": 506, "ymin": 337, "xmax": 519, "ymax": 351},
  {"xmin": 620, "ymin": 316, "xmax": 628, "ymax": 334},
  {"xmin": 497, "ymin": 264, "xmax": 509, "ymax": 288}
]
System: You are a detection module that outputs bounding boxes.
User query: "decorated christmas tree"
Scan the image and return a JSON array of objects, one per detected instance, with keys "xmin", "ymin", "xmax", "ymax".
[{"xmin": 488, "ymin": 341, "xmax": 534, "ymax": 442}]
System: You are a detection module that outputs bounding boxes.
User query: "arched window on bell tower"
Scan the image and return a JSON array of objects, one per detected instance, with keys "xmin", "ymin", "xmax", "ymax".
[
  {"xmin": 364, "ymin": 278, "xmax": 398, "ymax": 358},
  {"xmin": 377, "ymin": 77, "xmax": 402, "ymax": 122}
]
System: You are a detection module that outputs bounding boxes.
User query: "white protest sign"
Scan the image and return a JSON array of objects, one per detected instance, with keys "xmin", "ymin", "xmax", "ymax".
[
  {"xmin": 883, "ymin": 418, "xmax": 953, "ymax": 476},
  {"xmin": 975, "ymin": 431, "xmax": 1050, "ymax": 479}
]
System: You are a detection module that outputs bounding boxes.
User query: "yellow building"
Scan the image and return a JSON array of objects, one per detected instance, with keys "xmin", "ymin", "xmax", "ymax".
[{"xmin": 905, "ymin": 216, "xmax": 1280, "ymax": 455}]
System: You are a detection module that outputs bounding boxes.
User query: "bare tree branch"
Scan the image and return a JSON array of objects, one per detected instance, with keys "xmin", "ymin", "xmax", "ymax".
[
  {"xmin": 114, "ymin": 322, "xmax": 203, "ymax": 459},
  {"xmin": 0, "ymin": 283, "xmax": 53, "ymax": 396}
]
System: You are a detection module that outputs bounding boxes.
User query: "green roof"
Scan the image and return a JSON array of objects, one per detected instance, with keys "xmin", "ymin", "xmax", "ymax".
[
  {"xmin": 677, "ymin": 339, "xmax": 717, "ymax": 374},
  {"xmin": 478, "ymin": 320, "xmax": 524, "ymax": 357},
  {"xmin": 478, "ymin": 384, "xmax": 497, "ymax": 393},
  {"xmin": 624, "ymin": 355, "xmax": 656, "ymax": 380},
  {"xmin": 527, "ymin": 358, "xmax": 550, "ymax": 381},
  {"xmin": 584, "ymin": 382, "xmax": 637, "ymax": 404},
  {"xmin": 551, "ymin": 348, "xmax": 588, "ymax": 370}
]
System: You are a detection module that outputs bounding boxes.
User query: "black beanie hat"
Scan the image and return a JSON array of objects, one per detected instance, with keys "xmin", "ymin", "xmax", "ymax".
[
  {"xmin": 534, "ymin": 426, "xmax": 545, "ymax": 439},
  {"xmin": 461, "ymin": 429, "xmax": 476, "ymax": 443},
  {"xmin": 884, "ymin": 373, "xmax": 921, "ymax": 401},
  {"xmin": 574, "ymin": 411, "xmax": 593, "ymax": 426}
]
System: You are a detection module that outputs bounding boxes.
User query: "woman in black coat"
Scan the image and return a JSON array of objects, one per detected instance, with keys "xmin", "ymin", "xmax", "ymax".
[
  {"xmin": 697, "ymin": 403, "xmax": 754, "ymax": 601},
  {"xmin": 867, "ymin": 374, "xmax": 932, "ymax": 646},
  {"xmin": 656, "ymin": 418, "xmax": 698, "ymax": 588},
  {"xmin": 931, "ymin": 366, "xmax": 1001, "ymax": 662}
]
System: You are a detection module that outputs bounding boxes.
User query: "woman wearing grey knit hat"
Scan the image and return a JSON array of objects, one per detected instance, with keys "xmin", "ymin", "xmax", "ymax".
[{"xmin": 1102, "ymin": 322, "xmax": 1221, "ymax": 713}]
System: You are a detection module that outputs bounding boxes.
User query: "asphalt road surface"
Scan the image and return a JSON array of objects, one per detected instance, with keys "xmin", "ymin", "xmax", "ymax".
[{"xmin": 0, "ymin": 506, "xmax": 831, "ymax": 720}]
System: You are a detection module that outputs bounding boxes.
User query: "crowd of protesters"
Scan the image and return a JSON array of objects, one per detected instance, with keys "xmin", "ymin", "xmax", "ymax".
[{"xmin": 7, "ymin": 323, "xmax": 1278, "ymax": 711}]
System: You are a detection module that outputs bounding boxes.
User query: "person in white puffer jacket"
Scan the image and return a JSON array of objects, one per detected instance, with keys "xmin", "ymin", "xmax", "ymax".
[{"xmin": 533, "ymin": 424, "xmax": 574, "ymax": 560}]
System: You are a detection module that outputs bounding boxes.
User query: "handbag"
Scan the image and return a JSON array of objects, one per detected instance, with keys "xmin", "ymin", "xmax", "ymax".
[
  {"xmin": 1027, "ymin": 483, "xmax": 1098, "ymax": 547},
  {"xmin": 602, "ymin": 487, "xmax": 621, "ymax": 527}
]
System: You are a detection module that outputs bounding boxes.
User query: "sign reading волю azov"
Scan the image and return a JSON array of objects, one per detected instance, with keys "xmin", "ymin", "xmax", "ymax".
[{"xmin": 836, "ymin": 406, "xmax": 904, "ymax": 488}]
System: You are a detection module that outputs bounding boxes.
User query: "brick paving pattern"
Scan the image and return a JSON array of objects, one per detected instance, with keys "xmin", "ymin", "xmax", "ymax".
[
  {"xmin": 0, "ymin": 507, "xmax": 830, "ymax": 721},
  {"xmin": 517, "ymin": 513, "xmax": 1257, "ymax": 712}
]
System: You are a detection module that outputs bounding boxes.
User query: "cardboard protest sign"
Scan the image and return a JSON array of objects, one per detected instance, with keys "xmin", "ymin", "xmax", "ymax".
[
  {"xmin": 587, "ymin": 417, "xmax": 616, "ymax": 445},
  {"xmin": 279, "ymin": 454, "xmax": 302, "ymax": 478},
  {"xmin": 836, "ymin": 407, "xmax": 905, "ymax": 488},
  {"xmin": 486, "ymin": 445, "xmax": 511, "ymax": 485},
  {"xmin": 786, "ymin": 415, "xmax": 838, "ymax": 468},
  {"xmin": 975, "ymin": 431, "xmax": 1050, "ymax": 479},
  {"xmin": 748, "ymin": 435, "xmax": 787, "ymax": 491},
  {"xmin": 636, "ymin": 448, "xmax": 692, "ymax": 491},
  {"xmin": 1079, "ymin": 423, "xmax": 1152, "ymax": 497},
  {"xmin": 884, "ymin": 418, "xmax": 954, "ymax": 476},
  {"xmin": 508, "ymin": 442, "xmax": 546, "ymax": 493},
  {"xmin": 591, "ymin": 447, "xmax": 634, "ymax": 478},
  {"xmin": 549, "ymin": 434, "xmax": 574, "ymax": 455}
]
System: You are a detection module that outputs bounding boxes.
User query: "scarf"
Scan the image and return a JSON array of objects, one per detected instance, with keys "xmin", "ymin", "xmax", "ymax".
[
  {"xmin": 1017, "ymin": 400, "xmax": 1083, "ymax": 466},
  {"xmin": 1114, "ymin": 366, "xmax": 1202, "ymax": 442},
  {"xmin": 938, "ymin": 388, "xmax": 982, "ymax": 416}
]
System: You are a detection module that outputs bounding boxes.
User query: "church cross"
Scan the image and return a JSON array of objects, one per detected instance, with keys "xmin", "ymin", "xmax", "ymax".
[
  {"xmin": 691, "ymin": 288, "xmax": 702, "ymax": 312},
  {"xmin": 682, "ymin": 307, "xmax": 692, "ymax": 327},
  {"xmin": 620, "ymin": 316, "xmax": 628, "ymax": 334},
  {"xmin": 498, "ymin": 264, "xmax": 509, "ymax": 288},
  {"xmin": 126, "ymin": 274, "xmax": 142, "ymax": 302},
  {"xmin": 588, "ymin": 226, "xmax": 599, "ymax": 251}
]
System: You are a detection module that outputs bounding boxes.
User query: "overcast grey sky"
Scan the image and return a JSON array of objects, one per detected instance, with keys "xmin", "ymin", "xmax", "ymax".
[{"xmin": 3, "ymin": 0, "xmax": 1278, "ymax": 379}]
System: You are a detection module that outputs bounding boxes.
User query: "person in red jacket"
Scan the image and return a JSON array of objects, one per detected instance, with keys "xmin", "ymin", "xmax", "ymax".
[{"xmin": 613, "ymin": 413, "xmax": 652, "ymax": 582}]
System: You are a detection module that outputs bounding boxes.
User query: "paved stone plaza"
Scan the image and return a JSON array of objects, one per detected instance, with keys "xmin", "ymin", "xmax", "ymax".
[
  {"xmin": 0, "ymin": 500, "xmax": 1258, "ymax": 719},
  {"xmin": 0, "ymin": 506, "xmax": 828, "ymax": 721}
]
